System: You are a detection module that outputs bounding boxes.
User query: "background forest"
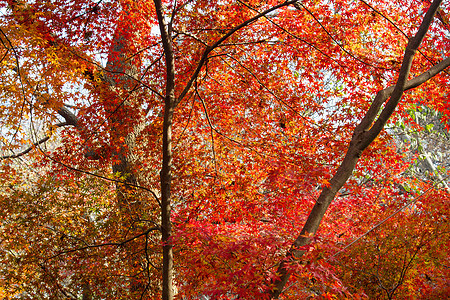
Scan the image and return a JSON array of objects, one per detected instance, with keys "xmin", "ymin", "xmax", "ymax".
[{"xmin": 0, "ymin": 0, "xmax": 449, "ymax": 299}]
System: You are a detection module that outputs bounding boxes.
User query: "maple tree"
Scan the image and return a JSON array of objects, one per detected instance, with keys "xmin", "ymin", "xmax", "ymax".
[{"xmin": 0, "ymin": 0, "xmax": 449, "ymax": 299}]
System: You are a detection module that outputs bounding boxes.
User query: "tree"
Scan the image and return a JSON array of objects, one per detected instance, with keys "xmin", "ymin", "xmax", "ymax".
[{"xmin": 0, "ymin": 0, "xmax": 449, "ymax": 299}]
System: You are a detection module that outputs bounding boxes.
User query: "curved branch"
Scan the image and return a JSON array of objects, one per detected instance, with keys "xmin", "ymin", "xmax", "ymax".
[
  {"xmin": 354, "ymin": 56, "xmax": 450, "ymax": 142},
  {"xmin": 195, "ymin": 82, "xmax": 218, "ymax": 174},
  {"xmin": 57, "ymin": 106, "xmax": 78, "ymax": 126},
  {"xmin": 175, "ymin": 0, "xmax": 298, "ymax": 107},
  {"xmin": 46, "ymin": 226, "xmax": 161, "ymax": 261},
  {"xmin": 360, "ymin": 0, "xmax": 447, "ymax": 70},
  {"xmin": 37, "ymin": 147, "xmax": 161, "ymax": 205},
  {"xmin": 294, "ymin": 2, "xmax": 388, "ymax": 70},
  {"xmin": 268, "ymin": 0, "xmax": 445, "ymax": 297},
  {"xmin": 1, "ymin": 122, "xmax": 67, "ymax": 159}
]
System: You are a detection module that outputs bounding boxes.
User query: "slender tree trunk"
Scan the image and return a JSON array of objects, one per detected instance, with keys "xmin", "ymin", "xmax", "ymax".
[
  {"xmin": 154, "ymin": 1, "xmax": 176, "ymax": 298},
  {"xmin": 82, "ymin": 280, "xmax": 92, "ymax": 300},
  {"xmin": 160, "ymin": 96, "xmax": 174, "ymax": 300},
  {"xmin": 269, "ymin": 0, "xmax": 447, "ymax": 297}
]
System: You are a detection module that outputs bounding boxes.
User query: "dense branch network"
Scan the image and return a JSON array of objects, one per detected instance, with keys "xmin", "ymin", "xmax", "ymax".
[{"xmin": 1, "ymin": 1, "xmax": 448, "ymax": 299}]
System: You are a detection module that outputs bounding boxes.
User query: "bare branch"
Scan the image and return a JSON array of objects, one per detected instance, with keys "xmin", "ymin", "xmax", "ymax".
[
  {"xmin": 1, "ymin": 122, "xmax": 67, "ymax": 159},
  {"xmin": 195, "ymin": 82, "xmax": 218, "ymax": 174},
  {"xmin": 46, "ymin": 226, "xmax": 161, "ymax": 261}
]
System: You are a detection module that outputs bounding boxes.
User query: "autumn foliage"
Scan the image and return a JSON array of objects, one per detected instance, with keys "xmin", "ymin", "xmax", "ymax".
[{"xmin": 0, "ymin": 0, "xmax": 449, "ymax": 299}]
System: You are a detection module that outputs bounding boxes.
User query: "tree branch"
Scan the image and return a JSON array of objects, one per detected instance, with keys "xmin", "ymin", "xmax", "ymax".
[
  {"xmin": 1, "ymin": 122, "xmax": 67, "ymax": 159},
  {"xmin": 175, "ymin": 0, "xmax": 298, "ymax": 107},
  {"xmin": 353, "ymin": 56, "xmax": 450, "ymax": 142},
  {"xmin": 268, "ymin": 0, "xmax": 445, "ymax": 297},
  {"xmin": 46, "ymin": 226, "xmax": 161, "ymax": 261}
]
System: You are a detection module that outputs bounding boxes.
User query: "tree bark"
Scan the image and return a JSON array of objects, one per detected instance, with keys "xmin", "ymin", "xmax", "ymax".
[
  {"xmin": 269, "ymin": 0, "xmax": 446, "ymax": 297},
  {"xmin": 154, "ymin": 1, "xmax": 176, "ymax": 299}
]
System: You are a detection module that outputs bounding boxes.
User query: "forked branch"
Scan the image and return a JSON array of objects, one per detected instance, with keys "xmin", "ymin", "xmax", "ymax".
[{"xmin": 268, "ymin": 0, "xmax": 446, "ymax": 297}]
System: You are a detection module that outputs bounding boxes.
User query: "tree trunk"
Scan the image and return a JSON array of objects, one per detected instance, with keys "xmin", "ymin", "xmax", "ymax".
[
  {"xmin": 269, "ymin": 0, "xmax": 447, "ymax": 297},
  {"xmin": 154, "ymin": 0, "xmax": 176, "ymax": 298},
  {"xmin": 103, "ymin": 13, "xmax": 150, "ymax": 296}
]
